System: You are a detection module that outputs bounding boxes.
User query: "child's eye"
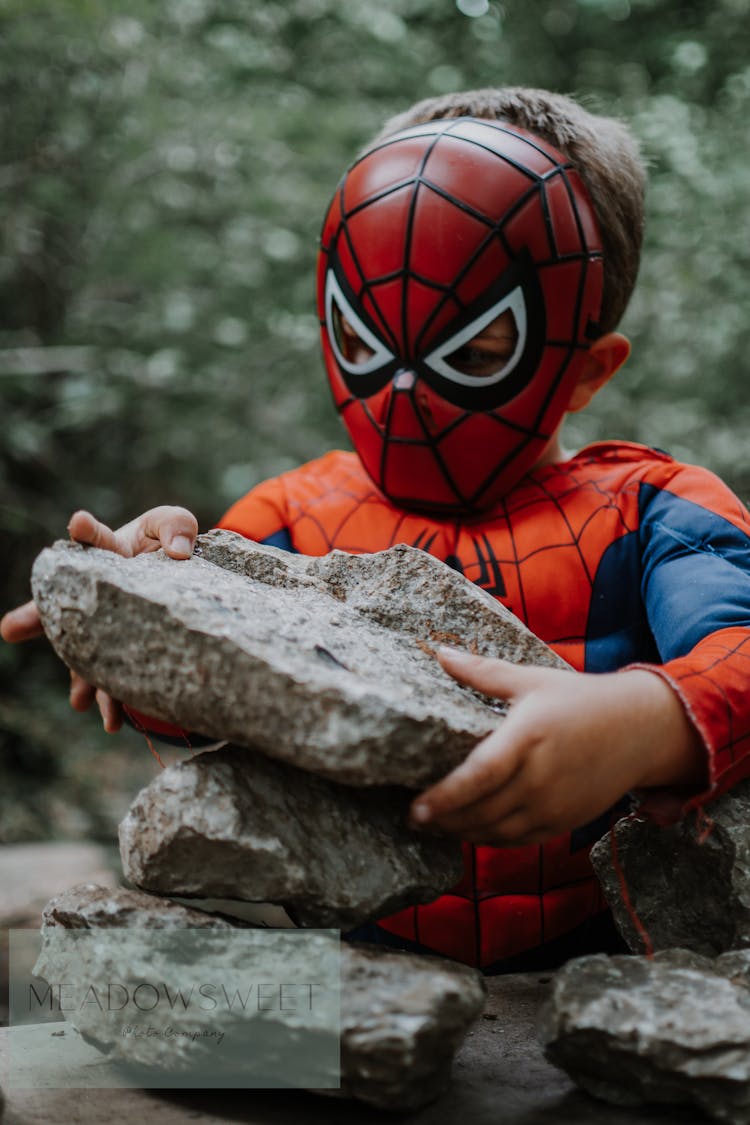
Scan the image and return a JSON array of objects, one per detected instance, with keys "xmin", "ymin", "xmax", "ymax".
[
  {"xmin": 423, "ymin": 289, "xmax": 525, "ymax": 390},
  {"xmin": 332, "ymin": 305, "xmax": 375, "ymax": 366},
  {"xmin": 443, "ymin": 343, "xmax": 514, "ymax": 379}
]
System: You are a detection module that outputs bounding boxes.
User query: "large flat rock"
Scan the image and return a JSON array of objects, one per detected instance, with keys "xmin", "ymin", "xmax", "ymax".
[
  {"xmin": 31, "ymin": 884, "xmax": 486, "ymax": 1112},
  {"xmin": 119, "ymin": 744, "xmax": 462, "ymax": 927},
  {"xmin": 591, "ymin": 780, "xmax": 750, "ymax": 956},
  {"xmin": 31, "ymin": 531, "xmax": 566, "ymax": 787},
  {"xmin": 539, "ymin": 948, "xmax": 750, "ymax": 1124}
]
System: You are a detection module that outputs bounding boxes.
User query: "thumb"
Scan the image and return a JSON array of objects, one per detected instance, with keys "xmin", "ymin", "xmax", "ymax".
[
  {"xmin": 436, "ymin": 647, "xmax": 539, "ymax": 700},
  {"xmin": 138, "ymin": 506, "xmax": 198, "ymax": 559}
]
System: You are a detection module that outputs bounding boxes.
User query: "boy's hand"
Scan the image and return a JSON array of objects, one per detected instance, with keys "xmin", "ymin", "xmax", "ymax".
[
  {"xmin": 409, "ymin": 647, "xmax": 707, "ymax": 846},
  {"xmin": 1, "ymin": 506, "xmax": 198, "ymax": 732}
]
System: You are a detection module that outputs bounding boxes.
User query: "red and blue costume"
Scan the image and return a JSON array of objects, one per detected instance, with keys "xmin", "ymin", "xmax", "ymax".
[
  {"xmin": 141, "ymin": 117, "xmax": 750, "ymax": 969},
  {"xmin": 218, "ymin": 443, "xmax": 750, "ymax": 971}
]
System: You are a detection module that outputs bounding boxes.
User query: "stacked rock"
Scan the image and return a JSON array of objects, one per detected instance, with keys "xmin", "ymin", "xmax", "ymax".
[
  {"xmin": 542, "ymin": 775, "xmax": 750, "ymax": 1123},
  {"xmin": 30, "ymin": 531, "xmax": 568, "ymax": 1109}
]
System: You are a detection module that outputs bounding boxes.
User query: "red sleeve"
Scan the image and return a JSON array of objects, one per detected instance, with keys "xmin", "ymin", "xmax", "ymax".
[
  {"xmin": 633, "ymin": 628, "xmax": 750, "ymax": 822},
  {"xmin": 625, "ymin": 463, "xmax": 750, "ymax": 821}
]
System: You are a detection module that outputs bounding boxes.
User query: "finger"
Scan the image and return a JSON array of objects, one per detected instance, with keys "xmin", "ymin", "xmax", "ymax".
[
  {"xmin": 415, "ymin": 800, "xmax": 547, "ymax": 847},
  {"xmin": 437, "ymin": 647, "xmax": 536, "ymax": 699},
  {"xmin": 0, "ymin": 600, "xmax": 44, "ymax": 643},
  {"xmin": 69, "ymin": 670, "xmax": 96, "ymax": 712},
  {"xmin": 68, "ymin": 510, "xmax": 121, "ymax": 553},
  {"xmin": 129, "ymin": 506, "xmax": 198, "ymax": 559},
  {"xmin": 423, "ymin": 777, "xmax": 527, "ymax": 837},
  {"xmin": 409, "ymin": 721, "xmax": 523, "ymax": 824},
  {"xmin": 96, "ymin": 689, "xmax": 123, "ymax": 734}
]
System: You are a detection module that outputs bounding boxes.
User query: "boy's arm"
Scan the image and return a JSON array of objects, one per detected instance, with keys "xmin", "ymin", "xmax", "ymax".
[
  {"xmin": 2, "ymin": 472, "xmax": 295, "ymax": 746},
  {"xmin": 410, "ymin": 463, "xmax": 750, "ymax": 843},
  {"xmin": 1, "ymin": 507, "xmax": 198, "ymax": 730}
]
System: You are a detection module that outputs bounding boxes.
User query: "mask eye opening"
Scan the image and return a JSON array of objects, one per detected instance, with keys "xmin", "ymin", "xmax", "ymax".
[
  {"xmin": 325, "ymin": 272, "xmax": 394, "ymax": 376},
  {"xmin": 331, "ymin": 302, "xmax": 375, "ymax": 367},
  {"xmin": 424, "ymin": 286, "xmax": 528, "ymax": 388}
]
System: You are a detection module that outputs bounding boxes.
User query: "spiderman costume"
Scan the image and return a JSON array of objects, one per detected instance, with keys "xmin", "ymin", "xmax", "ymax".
[
  {"xmin": 144, "ymin": 116, "xmax": 750, "ymax": 970},
  {"xmin": 218, "ymin": 443, "xmax": 750, "ymax": 971}
]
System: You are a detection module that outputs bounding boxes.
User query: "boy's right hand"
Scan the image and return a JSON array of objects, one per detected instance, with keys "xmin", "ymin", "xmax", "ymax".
[{"xmin": 0, "ymin": 505, "xmax": 198, "ymax": 732}]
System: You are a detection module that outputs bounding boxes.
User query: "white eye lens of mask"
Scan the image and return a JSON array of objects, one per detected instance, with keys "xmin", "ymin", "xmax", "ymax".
[
  {"xmin": 424, "ymin": 286, "xmax": 527, "ymax": 387},
  {"xmin": 325, "ymin": 272, "xmax": 394, "ymax": 375}
]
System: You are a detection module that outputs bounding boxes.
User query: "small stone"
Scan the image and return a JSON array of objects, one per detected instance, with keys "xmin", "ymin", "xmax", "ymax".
[
  {"xmin": 119, "ymin": 743, "xmax": 463, "ymax": 928},
  {"xmin": 591, "ymin": 780, "xmax": 750, "ymax": 955},
  {"xmin": 539, "ymin": 949, "xmax": 750, "ymax": 1124}
]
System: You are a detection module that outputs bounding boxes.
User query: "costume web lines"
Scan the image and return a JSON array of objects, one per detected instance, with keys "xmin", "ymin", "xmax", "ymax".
[{"xmin": 324, "ymin": 124, "xmax": 599, "ymax": 507}]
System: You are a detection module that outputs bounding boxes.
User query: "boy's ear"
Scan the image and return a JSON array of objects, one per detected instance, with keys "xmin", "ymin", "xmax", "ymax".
[{"xmin": 567, "ymin": 333, "xmax": 631, "ymax": 413}]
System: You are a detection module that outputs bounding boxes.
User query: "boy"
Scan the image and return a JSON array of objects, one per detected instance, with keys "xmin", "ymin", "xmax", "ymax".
[{"xmin": 5, "ymin": 88, "xmax": 750, "ymax": 973}]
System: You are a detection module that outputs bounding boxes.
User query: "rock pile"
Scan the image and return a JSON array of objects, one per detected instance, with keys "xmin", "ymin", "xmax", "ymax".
[
  {"xmin": 37, "ymin": 884, "xmax": 487, "ymax": 1110},
  {"xmin": 34, "ymin": 534, "xmax": 575, "ymax": 1106},
  {"xmin": 546, "ymin": 781, "xmax": 750, "ymax": 1124}
]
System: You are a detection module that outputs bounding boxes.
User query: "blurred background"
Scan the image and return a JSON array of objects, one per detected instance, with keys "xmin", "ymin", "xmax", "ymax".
[{"xmin": 2, "ymin": 0, "xmax": 749, "ymax": 845}]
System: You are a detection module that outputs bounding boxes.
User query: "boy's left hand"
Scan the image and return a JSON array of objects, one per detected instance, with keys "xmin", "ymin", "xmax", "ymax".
[{"xmin": 409, "ymin": 647, "xmax": 707, "ymax": 846}]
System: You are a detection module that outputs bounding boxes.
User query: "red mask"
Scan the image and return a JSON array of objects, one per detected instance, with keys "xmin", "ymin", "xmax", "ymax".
[{"xmin": 317, "ymin": 117, "xmax": 604, "ymax": 515}]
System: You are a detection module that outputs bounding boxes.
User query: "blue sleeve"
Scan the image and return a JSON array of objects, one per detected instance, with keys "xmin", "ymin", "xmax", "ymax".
[{"xmin": 638, "ymin": 478, "xmax": 750, "ymax": 662}]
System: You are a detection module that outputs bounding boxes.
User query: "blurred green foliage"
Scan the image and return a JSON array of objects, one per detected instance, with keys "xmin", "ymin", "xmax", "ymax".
[{"xmin": 1, "ymin": 0, "xmax": 749, "ymax": 840}]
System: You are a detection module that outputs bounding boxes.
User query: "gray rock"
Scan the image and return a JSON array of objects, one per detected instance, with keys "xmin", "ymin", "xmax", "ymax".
[
  {"xmin": 40, "ymin": 882, "xmax": 228, "ymax": 931},
  {"xmin": 591, "ymin": 780, "xmax": 750, "ymax": 956},
  {"xmin": 31, "ymin": 531, "xmax": 566, "ymax": 787},
  {"xmin": 35, "ymin": 884, "xmax": 486, "ymax": 1111},
  {"xmin": 539, "ymin": 949, "xmax": 750, "ymax": 1124},
  {"xmin": 331, "ymin": 938, "xmax": 486, "ymax": 1112},
  {"xmin": 119, "ymin": 743, "xmax": 462, "ymax": 928}
]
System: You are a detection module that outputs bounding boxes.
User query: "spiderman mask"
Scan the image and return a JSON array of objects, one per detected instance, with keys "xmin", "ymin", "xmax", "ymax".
[{"xmin": 317, "ymin": 117, "xmax": 605, "ymax": 515}]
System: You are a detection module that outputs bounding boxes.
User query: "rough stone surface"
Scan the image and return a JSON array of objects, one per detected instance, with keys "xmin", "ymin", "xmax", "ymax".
[
  {"xmin": 40, "ymin": 882, "xmax": 228, "ymax": 932},
  {"xmin": 539, "ymin": 948, "xmax": 750, "ymax": 1124},
  {"xmin": 119, "ymin": 744, "xmax": 462, "ymax": 928},
  {"xmin": 31, "ymin": 531, "xmax": 567, "ymax": 787},
  {"xmin": 591, "ymin": 780, "xmax": 750, "ymax": 956},
  {"xmin": 35, "ymin": 884, "xmax": 487, "ymax": 1111}
]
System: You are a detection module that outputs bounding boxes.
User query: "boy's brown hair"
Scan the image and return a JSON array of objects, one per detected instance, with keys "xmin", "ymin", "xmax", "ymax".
[{"xmin": 372, "ymin": 87, "xmax": 647, "ymax": 335}]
